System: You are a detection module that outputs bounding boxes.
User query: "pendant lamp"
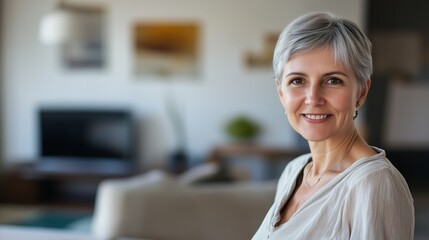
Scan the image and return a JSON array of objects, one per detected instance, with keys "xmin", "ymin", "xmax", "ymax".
[{"xmin": 39, "ymin": 1, "xmax": 77, "ymax": 45}]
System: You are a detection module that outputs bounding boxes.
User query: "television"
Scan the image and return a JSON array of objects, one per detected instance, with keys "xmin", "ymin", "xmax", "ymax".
[{"xmin": 37, "ymin": 108, "xmax": 135, "ymax": 174}]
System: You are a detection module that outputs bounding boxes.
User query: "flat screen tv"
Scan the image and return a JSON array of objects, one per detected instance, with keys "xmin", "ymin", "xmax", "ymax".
[{"xmin": 37, "ymin": 108, "xmax": 135, "ymax": 174}]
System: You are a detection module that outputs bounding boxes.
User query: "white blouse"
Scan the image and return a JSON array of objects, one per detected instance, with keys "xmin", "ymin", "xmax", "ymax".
[{"xmin": 252, "ymin": 147, "xmax": 414, "ymax": 240}]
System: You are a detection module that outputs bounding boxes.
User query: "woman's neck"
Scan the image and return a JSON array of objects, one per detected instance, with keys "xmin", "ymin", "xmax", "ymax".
[{"xmin": 307, "ymin": 129, "xmax": 359, "ymax": 175}]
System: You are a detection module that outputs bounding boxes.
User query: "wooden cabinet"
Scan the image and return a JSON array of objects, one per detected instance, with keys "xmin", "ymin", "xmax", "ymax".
[
  {"xmin": 0, "ymin": 164, "xmax": 136, "ymax": 206},
  {"xmin": 1, "ymin": 166, "xmax": 41, "ymax": 204}
]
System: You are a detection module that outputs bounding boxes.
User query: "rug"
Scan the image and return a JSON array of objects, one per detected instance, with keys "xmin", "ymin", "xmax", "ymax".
[{"xmin": 12, "ymin": 211, "xmax": 92, "ymax": 232}]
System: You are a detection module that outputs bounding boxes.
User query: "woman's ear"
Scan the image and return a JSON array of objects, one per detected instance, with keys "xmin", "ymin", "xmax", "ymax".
[
  {"xmin": 357, "ymin": 79, "xmax": 371, "ymax": 108},
  {"xmin": 275, "ymin": 79, "xmax": 287, "ymax": 107},
  {"xmin": 275, "ymin": 79, "xmax": 284, "ymax": 97}
]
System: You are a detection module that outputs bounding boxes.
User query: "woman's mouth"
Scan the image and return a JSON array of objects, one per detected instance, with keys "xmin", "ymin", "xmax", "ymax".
[{"xmin": 304, "ymin": 114, "xmax": 329, "ymax": 120}]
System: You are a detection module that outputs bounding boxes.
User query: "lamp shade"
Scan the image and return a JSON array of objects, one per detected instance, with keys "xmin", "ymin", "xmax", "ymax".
[{"xmin": 39, "ymin": 8, "xmax": 77, "ymax": 45}]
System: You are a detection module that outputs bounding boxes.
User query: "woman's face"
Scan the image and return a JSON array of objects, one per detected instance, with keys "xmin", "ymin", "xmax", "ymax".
[{"xmin": 277, "ymin": 47, "xmax": 370, "ymax": 143}]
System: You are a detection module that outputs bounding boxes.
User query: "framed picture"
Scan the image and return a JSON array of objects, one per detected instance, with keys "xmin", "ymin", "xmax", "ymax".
[
  {"xmin": 61, "ymin": 6, "xmax": 106, "ymax": 69},
  {"xmin": 133, "ymin": 23, "xmax": 200, "ymax": 78},
  {"xmin": 245, "ymin": 33, "xmax": 279, "ymax": 69}
]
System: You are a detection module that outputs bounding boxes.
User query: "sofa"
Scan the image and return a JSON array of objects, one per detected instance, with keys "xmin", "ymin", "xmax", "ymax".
[
  {"xmin": 0, "ymin": 164, "xmax": 277, "ymax": 240},
  {"xmin": 91, "ymin": 168, "xmax": 276, "ymax": 240}
]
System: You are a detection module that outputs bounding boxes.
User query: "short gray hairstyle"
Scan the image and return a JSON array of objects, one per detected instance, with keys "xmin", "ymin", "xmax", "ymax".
[{"xmin": 273, "ymin": 12, "xmax": 372, "ymax": 88}]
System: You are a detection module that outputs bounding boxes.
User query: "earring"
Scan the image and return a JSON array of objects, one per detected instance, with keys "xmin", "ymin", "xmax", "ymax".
[{"xmin": 353, "ymin": 110, "xmax": 358, "ymax": 120}]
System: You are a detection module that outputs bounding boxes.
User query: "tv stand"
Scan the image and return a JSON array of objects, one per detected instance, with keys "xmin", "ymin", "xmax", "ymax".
[{"xmin": 0, "ymin": 162, "xmax": 139, "ymax": 206}]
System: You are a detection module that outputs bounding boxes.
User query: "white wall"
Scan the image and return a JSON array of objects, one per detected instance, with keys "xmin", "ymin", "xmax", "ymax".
[
  {"xmin": 1, "ymin": 0, "xmax": 365, "ymax": 166},
  {"xmin": 0, "ymin": 0, "xmax": 3, "ymax": 166},
  {"xmin": 385, "ymin": 80, "xmax": 429, "ymax": 148}
]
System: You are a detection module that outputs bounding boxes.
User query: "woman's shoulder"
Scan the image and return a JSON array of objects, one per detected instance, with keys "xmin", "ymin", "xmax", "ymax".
[
  {"xmin": 343, "ymin": 154, "xmax": 415, "ymax": 240},
  {"xmin": 345, "ymin": 148, "xmax": 411, "ymax": 194},
  {"xmin": 348, "ymin": 148, "xmax": 396, "ymax": 175}
]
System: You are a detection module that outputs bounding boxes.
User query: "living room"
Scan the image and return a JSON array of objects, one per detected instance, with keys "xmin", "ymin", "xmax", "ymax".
[{"xmin": 1, "ymin": 0, "xmax": 429, "ymax": 239}]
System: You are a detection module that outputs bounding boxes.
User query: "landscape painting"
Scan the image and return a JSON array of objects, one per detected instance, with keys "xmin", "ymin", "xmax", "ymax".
[{"xmin": 134, "ymin": 23, "xmax": 200, "ymax": 78}]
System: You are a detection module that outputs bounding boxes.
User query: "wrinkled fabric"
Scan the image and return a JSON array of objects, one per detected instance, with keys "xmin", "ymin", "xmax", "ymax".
[{"xmin": 253, "ymin": 147, "xmax": 414, "ymax": 240}]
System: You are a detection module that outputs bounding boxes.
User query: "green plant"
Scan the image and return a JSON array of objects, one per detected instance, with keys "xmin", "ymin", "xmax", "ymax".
[{"xmin": 225, "ymin": 115, "xmax": 259, "ymax": 141}]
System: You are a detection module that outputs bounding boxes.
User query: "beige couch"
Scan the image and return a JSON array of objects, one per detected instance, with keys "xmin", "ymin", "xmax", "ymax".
[
  {"xmin": 0, "ymin": 167, "xmax": 276, "ymax": 240},
  {"xmin": 91, "ymin": 170, "xmax": 276, "ymax": 240}
]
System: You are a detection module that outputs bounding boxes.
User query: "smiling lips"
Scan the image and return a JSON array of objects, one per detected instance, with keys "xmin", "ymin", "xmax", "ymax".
[{"xmin": 303, "ymin": 114, "xmax": 330, "ymax": 121}]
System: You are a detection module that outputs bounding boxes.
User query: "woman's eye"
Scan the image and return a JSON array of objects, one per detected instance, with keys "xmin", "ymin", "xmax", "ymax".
[
  {"xmin": 326, "ymin": 78, "xmax": 343, "ymax": 85},
  {"xmin": 289, "ymin": 78, "xmax": 304, "ymax": 85}
]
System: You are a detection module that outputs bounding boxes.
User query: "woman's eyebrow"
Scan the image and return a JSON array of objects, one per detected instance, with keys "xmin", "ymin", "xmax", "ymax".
[
  {"xmin": 285, "ymin": 72, "xmax": 307, "ymax": 78},
  {"xmin": 285, "ymin": 71, "xmax": 349, "ymax": 78},
  {"xmin": 322, "ymin": 71, "xmax": 349, "ymax": 77}
]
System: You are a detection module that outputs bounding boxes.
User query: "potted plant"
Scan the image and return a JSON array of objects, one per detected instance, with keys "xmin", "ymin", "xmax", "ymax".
[{"xmin": 225, "ymin": 115, "xmax": 260, "ymax": 143}]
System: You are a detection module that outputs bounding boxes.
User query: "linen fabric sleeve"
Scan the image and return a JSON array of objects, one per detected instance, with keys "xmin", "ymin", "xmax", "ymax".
[{"xmin": 344, "ymin": 167, "xmax": 415, "ymax": 240}]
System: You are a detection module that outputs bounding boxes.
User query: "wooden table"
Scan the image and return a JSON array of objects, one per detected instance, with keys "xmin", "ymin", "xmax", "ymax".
[{"xmin": 207, "ymin": 144, "xmax": 306, "ymax": 163}]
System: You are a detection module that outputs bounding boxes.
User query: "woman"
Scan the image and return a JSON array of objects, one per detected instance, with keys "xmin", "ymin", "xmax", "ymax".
[{"xmin": 253, "ymin": 13, "xmax": 414, "ymax": 239}]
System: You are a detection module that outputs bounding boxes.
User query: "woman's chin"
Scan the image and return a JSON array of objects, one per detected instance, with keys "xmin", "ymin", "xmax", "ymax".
[{"xmin": 299, "ymin": 133, "xmax": 330, "ymax": 143}]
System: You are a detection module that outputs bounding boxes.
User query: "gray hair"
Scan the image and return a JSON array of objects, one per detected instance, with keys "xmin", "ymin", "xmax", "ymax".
[{"xmin": 273, "ymin": 12, "xmax": 372, "ymax": 88}]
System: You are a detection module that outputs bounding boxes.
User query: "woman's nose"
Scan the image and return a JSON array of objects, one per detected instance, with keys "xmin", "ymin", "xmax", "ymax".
[{"xmin": 304, "ymin": 85, "xmax": 325, "ymax": 106}]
